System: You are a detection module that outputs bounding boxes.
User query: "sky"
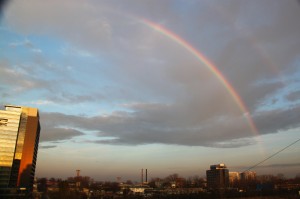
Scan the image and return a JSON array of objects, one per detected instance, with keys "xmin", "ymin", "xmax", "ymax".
[{"xmin": 0, "ymin": 0, "xmax": 300, "ymax": 181}]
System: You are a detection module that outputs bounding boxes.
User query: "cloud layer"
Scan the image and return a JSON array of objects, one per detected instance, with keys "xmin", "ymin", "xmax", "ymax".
[{"xmin": 1, "ymin": 0, "xmax": 300, "ymax": 148}]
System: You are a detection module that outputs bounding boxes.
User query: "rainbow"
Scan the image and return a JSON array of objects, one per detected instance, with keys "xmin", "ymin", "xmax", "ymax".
[{"xmin": 141, "ymin": 18, "xmax": 259, "ymax": 137}]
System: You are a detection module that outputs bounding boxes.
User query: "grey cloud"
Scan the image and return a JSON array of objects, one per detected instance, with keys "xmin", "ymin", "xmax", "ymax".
[
  {"xmin": 4, "ymin": 0, "xmax": 112, "ymax": 51},
  {"xmin": 9, "ymin": 38, "xmax": 42, "ymax": 56},
  {"xmin": 271, "ymin": 98, "xmax": 278, "ymax": 105},
  {"xmin": 9, "ymin": 39, "xmax": 33, "ymax": 48},
  {"xmin": 0, "ymin": 61, "xmax": 87, "ymax": 106},
  {"xmin": 254, "ymin": 105, "xmax": 300, "ymax": 134},
  {"xmin": 244, "ymin": 81, "xmax": 284, "ymax": 110},
  {"xmin": 0, "ymin": 62, "xmax": 49, "ymax": 94},
  {"xmin": 285, "ymin": 90, "xmax": 300, "ymax": 102},
  {"xmin": 2, "ymin": 0, "xmax": 300, "ymax": 148},
  {"xmin": 258, "ymin": 163, "xmax": 300, "ymax": 168},
  {"xmin": 3, "ymin": 0, "xmax": 299, "ymax": 108},
  {"xmin": 208, "ymin": 1, "xmax": 300, "ymax": 111},
  {"xmin": 48, "ymin": 92, "xmax": 105, "ymax": 104},
  {"xmin": 40, "ymin": 102, "xmax": 300, "ymax": 147},
  {"xmin": 40, "ymin": 145, "xmax": 57, "ymax": 149},
  {"xmin": 232, "ymin": 162, "xmax": 300, "ymax": 171},
  {"xmin": 0, "ymin": 60, "xmax": 105, "ymax": 105},
  {"xmin": 210, "ymin": 138, "xmax": 256, "ymax": 148},
  {"xmin": 0, "ymin": 0, "xmax": 8, "ymax": 16},
  {"xmin": 40, "ymin": 126, "xmax": 85, "ymax": 142}
]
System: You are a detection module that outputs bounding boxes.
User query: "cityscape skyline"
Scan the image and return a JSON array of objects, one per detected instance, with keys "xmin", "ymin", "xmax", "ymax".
[{"xmin": 0, "ymin": 0, "xmax": 300, "ymax": 182}]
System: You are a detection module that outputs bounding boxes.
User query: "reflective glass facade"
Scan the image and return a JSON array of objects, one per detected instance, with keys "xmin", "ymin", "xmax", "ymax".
[{"xmin": 0, "ymin": 105, "xmax": 40, "ymax": 192}]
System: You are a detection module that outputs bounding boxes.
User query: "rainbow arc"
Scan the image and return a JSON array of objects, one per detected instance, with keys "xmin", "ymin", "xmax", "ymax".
[{"xmin": 141, "ymin": 18, "xmax": 259, "ymax": 137}]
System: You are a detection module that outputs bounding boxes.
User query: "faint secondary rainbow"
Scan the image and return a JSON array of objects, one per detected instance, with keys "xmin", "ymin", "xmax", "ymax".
[{"xmin": 141, "ymin": 18, "xmax": 259, "ymax": 137}]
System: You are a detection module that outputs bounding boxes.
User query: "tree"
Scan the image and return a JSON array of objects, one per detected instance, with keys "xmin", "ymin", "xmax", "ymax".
[
  {"xmin": 37, "ymin": 178, "xmax": 48, "ymax": 193},
  {"xmin": 165, "ymin": 173, "xmax": 179, "ymax": 182},
  {"xmin": 58, "ymin": 180, "xmax": 70, "ymax": 198}
]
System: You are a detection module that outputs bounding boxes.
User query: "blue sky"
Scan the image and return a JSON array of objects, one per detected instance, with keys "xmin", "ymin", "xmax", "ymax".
[{"xmin": 0, "ymin": 0, "xmax": 300, "ymax": 181}]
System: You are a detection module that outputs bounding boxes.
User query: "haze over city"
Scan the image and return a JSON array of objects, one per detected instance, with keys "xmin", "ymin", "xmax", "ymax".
[{"xmin": 0, "ymin": 0, "xmax": 299, "ymax": 182}]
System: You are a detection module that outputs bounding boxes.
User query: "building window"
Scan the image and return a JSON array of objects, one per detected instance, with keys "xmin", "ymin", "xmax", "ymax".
[{"xmin": 0, "ymin": 118, "xmax": 8, "ymax": 126}]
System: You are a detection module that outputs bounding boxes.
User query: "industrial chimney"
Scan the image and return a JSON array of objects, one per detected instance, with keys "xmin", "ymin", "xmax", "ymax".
[
  {"xmin": 141, "ymin": 169, "xmax": 143, "ymax": 184},
  {"xmin": 146, "ymin": 169, "xmax": 148, "ymax": 183}
]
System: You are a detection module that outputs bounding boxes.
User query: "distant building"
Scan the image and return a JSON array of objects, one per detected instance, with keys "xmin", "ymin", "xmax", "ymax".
[
  {"xmin": 129, "ymin": 185, "xmax": 150, "ymax": 194},
  {"xmin": 229, "ymin": 172, "xmax": 240, "ymax": 184},
  {"xmin": 240, "ymin": 171, "xmax": 256, "ymax": 181},
  {"xmin": 0, "ymin": 105, "xmax": 41, "ymax": 196},
  {"xmin": 206, "ymin": 163, "xmax": 229, "ymax": 189}
]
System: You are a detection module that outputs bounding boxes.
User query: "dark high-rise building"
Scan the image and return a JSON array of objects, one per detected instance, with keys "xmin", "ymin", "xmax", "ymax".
[
  {"xmin": 0, "ymin": 105, "xmax": 40, "ymax": 196},
  {"xmin": 206, "ymin": 163, "xmax": 229, "ymax": 189}
]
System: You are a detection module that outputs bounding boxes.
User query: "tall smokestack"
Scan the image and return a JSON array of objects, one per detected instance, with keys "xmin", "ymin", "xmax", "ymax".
[
  {"xmin": 146, "ymin": 169, "xmax": 148, "ymax": 183},
  {"xmin": 141, "ymin": 169, "xmax": 143, "ymax": 184}
]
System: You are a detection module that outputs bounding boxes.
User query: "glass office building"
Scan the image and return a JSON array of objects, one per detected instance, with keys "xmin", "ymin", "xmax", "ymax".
[{"xmin": 0, "ymin": 105, "xmax": 40, "ymax": 195}]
